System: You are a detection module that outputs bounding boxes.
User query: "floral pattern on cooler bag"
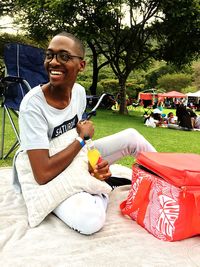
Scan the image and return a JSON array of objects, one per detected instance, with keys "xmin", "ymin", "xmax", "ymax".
[{"xmin": 120, "ymin": 165, "xmax": 188, "ymax": 241}]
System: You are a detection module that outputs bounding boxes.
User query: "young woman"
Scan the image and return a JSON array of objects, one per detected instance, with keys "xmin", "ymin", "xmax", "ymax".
[{"xmin": 15, "ymin": 32, "xmax": 156, "ymax": 234}]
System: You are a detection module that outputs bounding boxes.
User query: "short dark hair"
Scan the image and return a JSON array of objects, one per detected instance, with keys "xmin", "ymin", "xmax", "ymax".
[
  {"xmin": 56, "ymin": 31, "xmax": 85, "ymax": 58},
  {"xmin": 167, "ymin": 112, "xmax": 173, "ymax": 117}
]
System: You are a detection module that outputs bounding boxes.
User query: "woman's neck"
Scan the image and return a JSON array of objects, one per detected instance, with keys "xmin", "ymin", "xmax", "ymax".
[{"xmin": 42, "ymin": 83, "xmax": 72, "ymax": 109}]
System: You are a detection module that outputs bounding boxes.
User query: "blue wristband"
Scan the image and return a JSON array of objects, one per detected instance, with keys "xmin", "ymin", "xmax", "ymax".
[{"xmin": 76, "ymin": 137, "xmax": 85, "ymax": 148}]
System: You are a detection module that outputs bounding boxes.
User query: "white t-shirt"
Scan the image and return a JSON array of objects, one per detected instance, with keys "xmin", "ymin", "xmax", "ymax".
[{"xmin": 19, "ymin": 83, "xmax": 86, "ymax": 151}]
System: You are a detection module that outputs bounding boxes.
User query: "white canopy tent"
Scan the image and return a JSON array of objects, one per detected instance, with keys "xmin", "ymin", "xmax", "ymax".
[
  {"xmin": 186, "ymin": 90, "xmax": 200, "ymax": 110},
  {"xmin": 186, "ymin": 90, "xmax": 200, "ymax": 97}
]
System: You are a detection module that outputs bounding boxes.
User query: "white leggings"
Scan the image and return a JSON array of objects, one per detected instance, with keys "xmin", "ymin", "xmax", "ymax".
[{"xmin": 53, "ymin": 128, "xmax": 156, "ymax": 235}]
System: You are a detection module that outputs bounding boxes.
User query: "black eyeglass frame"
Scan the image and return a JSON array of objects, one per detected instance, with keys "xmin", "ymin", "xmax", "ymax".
[{"xmin": 44, "ymin": 50, "xmax": 83, "ymax": 63}]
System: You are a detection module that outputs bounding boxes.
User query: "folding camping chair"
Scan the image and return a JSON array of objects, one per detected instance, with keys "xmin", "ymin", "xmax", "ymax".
[{"xmin": 0, "ymin": 42, "xmax": 48, "ymax": 159}]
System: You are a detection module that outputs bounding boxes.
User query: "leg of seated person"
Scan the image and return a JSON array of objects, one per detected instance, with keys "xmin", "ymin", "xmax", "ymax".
[
  {"xmin": 94, "ymin": 128, "xmax": 156, "ymax": 164},
  {"xmin": 53, "ymin": 192, "xmax": 108, "ymax": 235}
]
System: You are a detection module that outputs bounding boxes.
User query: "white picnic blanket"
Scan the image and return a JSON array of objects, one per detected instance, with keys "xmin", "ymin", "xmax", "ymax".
[{"xmin": 0, "ymin": 166, "xmax": 200, "ymax": 267}]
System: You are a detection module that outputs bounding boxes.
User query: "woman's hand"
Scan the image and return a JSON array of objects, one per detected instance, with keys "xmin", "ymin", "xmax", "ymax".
[
  {"xmin": 76, "ymin": 120, "xmax": 94, "ymax": 139},
  {"xmin": 89, "ymin": 159, "xmax": 112, "ymax": 181}
]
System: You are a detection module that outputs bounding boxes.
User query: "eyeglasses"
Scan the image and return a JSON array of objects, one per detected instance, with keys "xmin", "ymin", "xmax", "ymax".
[{"xmin": 45, "ymin": 50, "xmax": 83, "ymax": 63}]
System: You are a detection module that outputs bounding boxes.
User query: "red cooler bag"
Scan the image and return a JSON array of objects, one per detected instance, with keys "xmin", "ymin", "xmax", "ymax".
[{"xmin": 120, "ymin": 152, "xmax": 200, "ymax": 241}]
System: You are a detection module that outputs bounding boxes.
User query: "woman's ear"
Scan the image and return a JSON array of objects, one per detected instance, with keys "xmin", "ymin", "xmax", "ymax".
[{"xmin": 79, "ymin": 60, "xmax": 86, "ymax": 72}]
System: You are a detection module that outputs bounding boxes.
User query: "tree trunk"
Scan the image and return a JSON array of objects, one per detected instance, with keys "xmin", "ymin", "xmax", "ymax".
[
  {"xmin": 118, "ymin": 77, "xmax": 128, "ymax": 115},
  {"xmin": 89, "ymin": 63, "xmax": 98, "ymax": 95},
  {"xmin": 87, "ymin": 41, "xmax": 98, "ymax": 95}
]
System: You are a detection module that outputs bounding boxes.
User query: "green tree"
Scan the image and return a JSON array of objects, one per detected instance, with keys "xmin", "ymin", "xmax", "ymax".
[
  {"xmin": 145, "ymin": 64, "xmax": 176, "ymax": 88},
  {"xmin": 157, "ymin": 73, "xmax": 192, "ymax": 92},
  {"xmin": 0, "ymin": 0, "xmax": 15, "ymax": 33},
  {"xmin": 3, "ymin": 0, "xmax": 200, "ymax": 114},
  {"xmin": 0, "ymin": 0, "xmax": 14, "ymax": 16},
  {"xmin": 192, "ymin": 61, "xmax": 200, "ymax": 90}
]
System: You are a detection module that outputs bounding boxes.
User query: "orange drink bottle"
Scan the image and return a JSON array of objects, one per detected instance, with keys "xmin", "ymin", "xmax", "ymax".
[{"xmin": 85, "ymin": 137, "xmax": 102, "ymax": 178}]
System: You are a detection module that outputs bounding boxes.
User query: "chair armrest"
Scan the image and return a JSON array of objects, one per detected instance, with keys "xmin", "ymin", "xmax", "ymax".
[{"xmin": 1, "ymin": 76, "xmax": 24, "ymax": 84}]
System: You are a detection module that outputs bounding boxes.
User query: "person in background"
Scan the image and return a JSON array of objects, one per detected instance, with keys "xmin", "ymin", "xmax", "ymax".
[
  {"xmin": 194, "ymin": 114, "xmax": 200, "ymax": 129},
  {"xmin": 176, "ymin": 104, "xmax": 193, "ymax": 129},
  {"xmin": 157, "ymin": 101, "xmax": 164, "ymax": 112},
  {"xmin": 189, "ymin": 110, "xmax": 200, "ymax": 129},
  {"xmin": 167, "ymin": 112, "xmax": 177, "ymax": 124},
  {"xmin": 14, "ymin": 31, "xmax": 156, "ymax": 235}
]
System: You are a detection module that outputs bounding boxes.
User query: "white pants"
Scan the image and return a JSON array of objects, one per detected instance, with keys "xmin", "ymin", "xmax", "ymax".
[{"xmin": 53, "ymin": 128, "xmax": 156, "ymax": 235}]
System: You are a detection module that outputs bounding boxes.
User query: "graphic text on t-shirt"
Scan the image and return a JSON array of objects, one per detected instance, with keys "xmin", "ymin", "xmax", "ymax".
[{"xmin": 51, "ymin": 115, "xmax": 78, "ymax": 139}]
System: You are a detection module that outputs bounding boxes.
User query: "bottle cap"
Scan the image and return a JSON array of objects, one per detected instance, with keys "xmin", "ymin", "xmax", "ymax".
[{"xmin": 84, "ymin": 135, "xmax": 91, "ymax": 141}]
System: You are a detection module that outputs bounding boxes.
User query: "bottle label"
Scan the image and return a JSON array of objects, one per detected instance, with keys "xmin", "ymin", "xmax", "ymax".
[{"xmin": 87, "ymin": 149, "xmax": 101, "ymax": 169}]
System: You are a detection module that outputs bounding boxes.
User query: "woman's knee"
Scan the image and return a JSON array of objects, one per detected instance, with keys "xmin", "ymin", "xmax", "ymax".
[
  {"xmin": 121, "ymin": 128, "xmax": 140, "ymax": 138},
  {"xmin": 118, "ymin": 128, "xmax": 143, "ymax": 146},
  {"xmin": 119, "ymin": 128, "xmax": 156, "ymax": 154},
  {"xmin": 54, "ymin": 193, "xmax": 107, "ymax": 235},
  {"xmin": 77, "ymin": 204, "xmax": 106, "ymax": 235}
]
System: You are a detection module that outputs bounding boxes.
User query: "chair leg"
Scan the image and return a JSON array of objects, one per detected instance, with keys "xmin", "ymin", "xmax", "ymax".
[
  {"xmin": 3, "ymin": 140, "xmax": 19, "ymax": 159},
  {"xmin": 0, "ymin": 106, "xmax": 20, "ymax": 159},
  {"xmin": 5, "ymin": 107, "xmax": 20, "ymax": 142},
  {"xmin": 0, "ymin": 106, "xmax": 6, "ymax": 159}
]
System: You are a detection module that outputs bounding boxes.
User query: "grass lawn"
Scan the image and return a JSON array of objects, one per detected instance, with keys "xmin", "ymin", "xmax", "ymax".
[{"xmin": 0, "ymin": 106, "xmax": 200, "ymax": 168}]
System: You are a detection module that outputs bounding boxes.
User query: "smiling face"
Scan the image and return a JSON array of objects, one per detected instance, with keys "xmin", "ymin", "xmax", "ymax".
[{"xmin": 44, "ymin": 35, "xmax": 85, "ymax": 90}]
